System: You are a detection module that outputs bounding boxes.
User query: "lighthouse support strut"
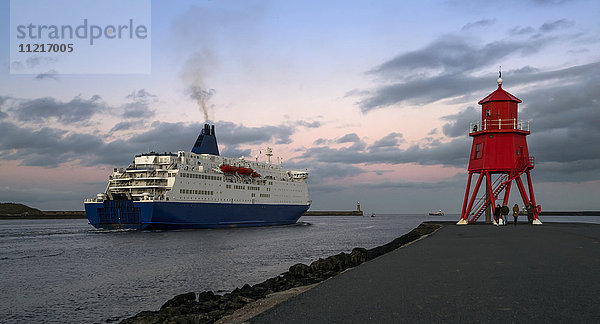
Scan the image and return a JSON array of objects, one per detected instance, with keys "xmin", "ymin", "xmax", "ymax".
[
  {"xmin": 458, "ymin": 172, "xmax": 484, "ymax": 224},
  {"xmin": 526, "ymin": 171, "xmax": 541, "ymax": 223},
  {"xmin": 515, "ymin": 176, "xmax": 530, "ymax": 208},
  {"xmin": 502, "ymin": 180, "xmax": 512, "ymax": 207},
  {"xmin": 460, "ymin": 172, "xmax": 473, "ymax": 220},
  {"xmin": 485, "ymin": 172, "xmax": 496, "ymax": 216}
]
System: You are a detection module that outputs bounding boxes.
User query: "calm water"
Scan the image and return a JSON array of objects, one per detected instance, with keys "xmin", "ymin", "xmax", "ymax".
[{"xmin": 1, "ymin": 214, "xmax": 597, "ymax": 323}]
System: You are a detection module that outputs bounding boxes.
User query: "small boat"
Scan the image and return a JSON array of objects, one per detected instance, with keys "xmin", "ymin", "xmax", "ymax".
[
  {"xmin": 428, "ymin": 210, "xmax": 444, "ymax": 216},
  {"xmin": 370, "ymin": 212, "xmax": 376, "ymax": 217},
  {"xmin": 220, "ymin": 164, "xmax": 239, "ymax": 173},
  {"xmin": 238, "ymin": 167, "xmax": 253, "ymax": 175}
]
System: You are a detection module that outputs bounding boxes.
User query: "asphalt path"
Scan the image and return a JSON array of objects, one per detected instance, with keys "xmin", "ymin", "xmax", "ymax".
[{"xmin": 250, "ymin": 222, "xmax": 600, "ymax": 323}]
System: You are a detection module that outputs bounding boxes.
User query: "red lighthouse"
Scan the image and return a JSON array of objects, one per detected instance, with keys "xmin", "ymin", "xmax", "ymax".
[{"xmin": 457, "ymin": 76, "xmax": 541, "ymax": 225}]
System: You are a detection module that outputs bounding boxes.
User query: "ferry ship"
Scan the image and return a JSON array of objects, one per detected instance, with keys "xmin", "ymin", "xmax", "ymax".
[{"xmin": 84, "ymin": 124, "xmax": 311, "ymax": 229}]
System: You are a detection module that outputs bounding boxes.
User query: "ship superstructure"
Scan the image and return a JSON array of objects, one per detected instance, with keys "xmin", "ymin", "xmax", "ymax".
[{"xmin": 84, "ymin": 124, "xmax": 310, "ymax": 229}]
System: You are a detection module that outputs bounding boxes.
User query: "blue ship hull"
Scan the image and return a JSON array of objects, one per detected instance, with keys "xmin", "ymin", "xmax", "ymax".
[{"xmin": 84, "ymin": 200, "xmax": 309, "ymax": 230}]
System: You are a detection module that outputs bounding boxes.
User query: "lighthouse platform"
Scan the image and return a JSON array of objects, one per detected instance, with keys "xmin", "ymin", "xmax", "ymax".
[{"xmin": 249, "ymin": 222, "xmax": 600, "ymax": 323}]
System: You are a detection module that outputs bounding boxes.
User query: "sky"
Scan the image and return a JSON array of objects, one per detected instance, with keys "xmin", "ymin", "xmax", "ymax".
[{"xmin": 1, "ymin": 0, "xmax": 599, "ymax": 213}]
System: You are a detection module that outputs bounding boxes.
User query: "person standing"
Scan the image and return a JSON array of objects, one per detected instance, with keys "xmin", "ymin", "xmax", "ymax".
[
  {"xmin": 513, "ymin": 204, "xmax": 519, "ymax": 225},
  {"xmin": 494, "ymin": 204, "xmax": 501, "ymax": 225},
  {"xmin": 526, "ymin": 203, "xmax": 534, "ymax": 225}
]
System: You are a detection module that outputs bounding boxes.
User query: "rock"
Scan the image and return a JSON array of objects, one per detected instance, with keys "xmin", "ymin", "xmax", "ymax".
[
  {"xmin": 350, "ymin": 247, "xmax": 367, "ymax": 265},
  {"xmin": 160, "ymin": 306, "xmax": 181, "ymax": 317},
  {"xmin": 207, "ymin": 309, "xmax": 225, "ymax": 318},
  {"xmin": 169, "ymin": 314, "xmax": 212, "ymax": 324},
  {"xmin": 251, "ymin": 284, "xmax": 268, "ymax": 296},
  {"xmin": 289, "ymin": 263, "xmax": 311, "ymax": 278},
  {"xmin": 366, "ymin": 223, "xmax": 441, "ymax": 260},
  {"xmin": 120, "ymin": 312, "xmax": 164, "ymax": 324},
  {"xmin": 232, "ymin": 295, "xmax": 255, "ymax": 305},
  {"xmin": 196, "ymin": 291, "xmax": 216, "ymax": 302},
  {"xmin": 309, "ymin": 258, "xmax": 326, "ymax": 273},
  {"xmin": 160, "ymin": 292, "xmax": 196, "ymax": 310}
]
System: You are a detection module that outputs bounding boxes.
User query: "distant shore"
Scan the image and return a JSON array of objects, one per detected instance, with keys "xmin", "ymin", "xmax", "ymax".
[
  {"xmin": 302, "ymin": 210, "xmax": 363, "ymax": 216},
  {"xmin": 540, "ymin": 211, "xmax": 600, "ymax": 216},
  {"xmin": 2, "ymin": 210, "xmax": 600, "ymax": 220},
  {"xmin": 0, "ymin": 211, "xmax": 87, "ymax": 220},
  {"xmin": 0, "ymin": 210, "xmax": 366, "ymax": 220}
]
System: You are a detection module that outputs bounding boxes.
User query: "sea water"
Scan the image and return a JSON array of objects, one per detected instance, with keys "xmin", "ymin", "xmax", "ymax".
[{"xmin": 0, "ymin": 214, "xmax": 597, "ymax": 323}]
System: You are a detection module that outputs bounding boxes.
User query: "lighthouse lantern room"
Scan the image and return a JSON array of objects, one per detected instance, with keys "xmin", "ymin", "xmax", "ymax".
[{"xmin": 457, "ymin": 75, "xmax": 541, "ymax": 225}]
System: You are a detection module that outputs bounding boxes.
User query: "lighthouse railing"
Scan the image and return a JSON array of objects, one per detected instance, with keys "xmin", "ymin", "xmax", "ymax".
[
  {"xmin": 469, "ymin": 119, "xmax": 530, "ymax": 134},
  {"xmin": 517, "ymin": 156, "xmax": 535, "ymax": 171}
]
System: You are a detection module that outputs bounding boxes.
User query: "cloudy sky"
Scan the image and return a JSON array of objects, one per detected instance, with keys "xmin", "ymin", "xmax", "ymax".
[{"xmin": 1, "ymin": 0, "xmax": 599, "ymax": 213}]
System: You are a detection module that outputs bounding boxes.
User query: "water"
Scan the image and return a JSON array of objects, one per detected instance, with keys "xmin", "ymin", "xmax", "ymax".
[
  {"xmin": 0, "ymin": 215, "xmax": 423, "ymax": 323},
  {"xmin": 1, "ymin": 215, "xmax": 597, "ymax": 323}
]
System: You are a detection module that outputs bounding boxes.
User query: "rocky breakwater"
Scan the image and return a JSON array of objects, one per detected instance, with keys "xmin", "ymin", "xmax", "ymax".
[{"xmin": 121, "ymin": 222, "xmax": 442, "ymax": 324}]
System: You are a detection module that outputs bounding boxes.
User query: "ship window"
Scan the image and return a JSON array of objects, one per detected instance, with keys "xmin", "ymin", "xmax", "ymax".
[{"xmin": 516, "ymin": 148, "xmax": 520, "ymax": 155}]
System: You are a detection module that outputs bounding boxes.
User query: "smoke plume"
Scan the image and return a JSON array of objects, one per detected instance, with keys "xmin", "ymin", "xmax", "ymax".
[
  {"xmin": 175, "ymin": 4, "xmax": 265, "ymax": 121},
  {"xmin": 181, "ymin": 51, "xmax": 217, "ymax": 122},
  {"xmin": 188, "ymin": 86, "xmax": 215, "ymax": 121}
]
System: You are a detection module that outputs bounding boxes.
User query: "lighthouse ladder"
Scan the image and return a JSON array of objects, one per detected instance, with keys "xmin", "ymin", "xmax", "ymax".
[{"xmin": 467, "ymin": 174, "xmax": 510, "ymax": 224}]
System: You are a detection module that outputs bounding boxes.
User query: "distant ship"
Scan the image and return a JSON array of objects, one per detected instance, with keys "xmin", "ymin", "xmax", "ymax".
[
  {"xmin": 84, "ymin": 124, "xmax": 311, "ymax": 229},
  {"xmin": 428, "ymin": 210, "xmax": 444, "ymax": 216}
]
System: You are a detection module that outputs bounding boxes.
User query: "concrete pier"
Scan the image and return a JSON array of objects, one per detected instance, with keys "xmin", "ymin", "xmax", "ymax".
[{"xmin": 250, "ymin": 222, "xmax": 600, "ymax": 323}]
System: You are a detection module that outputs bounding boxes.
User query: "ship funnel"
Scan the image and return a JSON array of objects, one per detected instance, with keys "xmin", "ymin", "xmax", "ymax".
[{"xmin": 191, "ymin": 123, "xmax": 220, "ymax": 155}]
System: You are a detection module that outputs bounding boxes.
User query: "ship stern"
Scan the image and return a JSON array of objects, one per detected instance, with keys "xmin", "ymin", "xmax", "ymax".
[{"xmin": 84, "ymin": 199, "xmax": 154, "ymax": 230}]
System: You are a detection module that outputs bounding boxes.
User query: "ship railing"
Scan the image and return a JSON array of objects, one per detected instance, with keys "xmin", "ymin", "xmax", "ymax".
[
  {"xmin": 110, "ymin": 177, "xmax": 168, "ymax": 183},
  {"xmin": 110, "ymin": 184, "xmax": 168, "ymax": 188},
  {"xmin": 469, "ymin": 119, "xmax": 530, "ymax": 134}
]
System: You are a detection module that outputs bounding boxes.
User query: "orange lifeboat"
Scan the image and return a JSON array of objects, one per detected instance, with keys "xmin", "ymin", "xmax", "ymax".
[
  {"xmin": 220, "ymin": 164, "xmax": 239, "ymax": 173},
  {"xmin": 238, "ymin": 167, "xmax": 253, "ymax": 175},
  {"xmin": 251, "ymin": 172, "xmax": 261, "ymax": 178}
]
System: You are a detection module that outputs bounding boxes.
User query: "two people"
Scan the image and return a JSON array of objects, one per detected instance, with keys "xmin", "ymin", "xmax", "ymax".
[{"xmin": 510, "ymin": 203, "xmax": 535, "ymax": 225}]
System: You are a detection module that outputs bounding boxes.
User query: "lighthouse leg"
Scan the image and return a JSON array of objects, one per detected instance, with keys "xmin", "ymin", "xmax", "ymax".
[
  {"xmin": 502, "ymin": 179, "xmax": 512, "ymax": 206},
  {"xmin": 458, "ymin": 173, "xmax": 483, "ymax": 225},
  {"xmin": 526, "ymin": 171, "xmax": 542, "ymax": 224},
  {"xmin": 460, "ymin": 172, "xmax": 473, "ymax": 221},
  {"xmin": 485, "ymin": 172, "xmax": 497, "ymax": 224},
  {"xmin": 515, "ymin": 176, "xmax": 530, "ymax": 208}
]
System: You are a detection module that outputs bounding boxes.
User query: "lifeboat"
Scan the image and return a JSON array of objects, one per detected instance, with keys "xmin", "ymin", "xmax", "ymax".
[
  {"xmin": 220, "ymin": 164, "xmax": 239, "ymax": 173},
  {"xmin": 238, "ymin": 167, "xmax": 253, "ymax": 175},
  {"xmin": 251, "ymin": 172, "xmax": 261, "ymax": 178}
]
